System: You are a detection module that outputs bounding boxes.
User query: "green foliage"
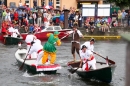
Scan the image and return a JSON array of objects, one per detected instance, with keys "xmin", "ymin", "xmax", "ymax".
[{"xmin": 107, "ymin": 0, "xmax": 130, "ymax": 8}]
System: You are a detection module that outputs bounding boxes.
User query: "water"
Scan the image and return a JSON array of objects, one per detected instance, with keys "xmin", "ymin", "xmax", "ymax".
[{"xmin": 0, "ymin": 40, "xmax": 127, "ymax": 86}]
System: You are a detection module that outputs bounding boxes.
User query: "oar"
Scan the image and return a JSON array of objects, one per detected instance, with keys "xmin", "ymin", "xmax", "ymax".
[
  {"xmin": 19, "ymin": 38, "xmax": 34, "ymax": 70},
  {"xmin": 19, "ymin": 44, "xmax": 32, "ymax": 70},
  {"xmin": 70, "ymin": 61, "xmax": 88, "ymax": 74},
  {"xmin": 91, "ymin": 51, "xmax": 115, "ymax": 64}
]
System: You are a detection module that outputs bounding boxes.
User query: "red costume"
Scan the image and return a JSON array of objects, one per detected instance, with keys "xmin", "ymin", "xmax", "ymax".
[{"xmin": 1, "ymin": 22, "xmax": 7, "ymax": 35}]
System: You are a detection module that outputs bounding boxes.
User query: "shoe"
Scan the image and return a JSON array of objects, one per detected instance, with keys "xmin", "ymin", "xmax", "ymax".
[{"xmin": 50, "ymin": 64, "xmax": 54, "ymax": 65}]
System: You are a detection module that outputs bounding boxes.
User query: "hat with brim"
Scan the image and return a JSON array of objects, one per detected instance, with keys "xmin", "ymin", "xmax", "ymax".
[
  {"xmin": 81, "ymin": 45, "xmax": 87, "ymax": 50},
  {"xmin": 90, "ymin": 38, "xmax": 95, "ymax": 42},
  {"xmin": 54, "ymin": 31, "xmax": 59, "ymax": 35}
]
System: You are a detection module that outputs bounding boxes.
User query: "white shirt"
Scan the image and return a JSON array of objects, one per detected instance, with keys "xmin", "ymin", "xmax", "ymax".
[
  {"xmin": 79, "ymin": 49, "xmax": 92, "ymax": 60},
  {"xmin": 81, "ymin": 41, "xmax": 94, "ymax": 51},
  {"xmin": 68, "ymin": 30, "xmax": 83, "ymax": 43},
  {"xmin": 28, "ymin": 40, "xmax": 43, "ymax": 54},
  {"xmin": 19, "ymin": 3, "xmax": 22, "ymax": 6},
  {"xmin": 8, "ymin": 27, "xmax": 15, "ymax": 33},
  {"xmin": 25, "ymin": 34, "xmax": 35, "ymax": 43},
  {"xmin": 44, "ymin": 21, "xmax": 50, "ymax": 28}
]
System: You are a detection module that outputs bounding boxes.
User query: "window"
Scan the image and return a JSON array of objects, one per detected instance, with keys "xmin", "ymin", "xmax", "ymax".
[
  {"xmin": 46, "ymin": 27, "xmax": 53, "ymax": 30},
  {"xmin": 56, "ymin": 6, "xmax": 60, "ymax": 8},
  {"xmin": 56, "ymin": 2, "xmax": 59, "ymax": 4},
  {"xmin": 54, "ymin": 26, "xmax": 61, "ymax": 30},
  {"xmin": 56, "ymin": 0, "xmax": 60, "ymax": 9}
]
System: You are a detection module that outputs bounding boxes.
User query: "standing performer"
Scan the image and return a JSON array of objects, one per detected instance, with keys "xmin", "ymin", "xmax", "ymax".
[
  {"xmin": 25, "ymin": 32, "xmax": 36, "ymax": 51},
  {"xmin": 25, "ymin": 32, "xmax": 37, "ymax": 59},
  {"xmin": 81, "ymin": 38, "xmax": 95, "ymax": 51},
  {"xmin": 67, "ymin": 24, "xmax": 84, "ymax": 61},
  {"xmin": 27, "ymin": 38, "xmax": 43, "ymax": 67},
  {"xmin": 42, "ymin": 31, "xmax": 61, "ymax": 65},
  {"xmin": 79, "ymin": 45, "xmax": 96, "ymax": 71}
]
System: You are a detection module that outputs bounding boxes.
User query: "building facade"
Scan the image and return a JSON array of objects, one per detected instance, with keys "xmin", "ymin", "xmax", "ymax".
[{"xmin": 5, "ymin": 0, "xmax": 103, "ymax": 9}]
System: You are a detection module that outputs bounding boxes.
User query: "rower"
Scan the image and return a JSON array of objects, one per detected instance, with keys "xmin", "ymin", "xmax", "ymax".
[
  {"xmin": 81, "ymin": 38, "xmax": 95, "ymax": 53},
  {"xmin": 79, "ymin": 45, "xmax": 96, "ymax": 71},
  {"xmin": 25, "ymin": 31, "xmax": 36, "ymax": 51},
  {"xmin": 7, "ymin": 24, "xmax": 15, "ymax": 37},
  {"xmin": 27, "ymin": 38, "xmax": 43, "ymax": 67}
]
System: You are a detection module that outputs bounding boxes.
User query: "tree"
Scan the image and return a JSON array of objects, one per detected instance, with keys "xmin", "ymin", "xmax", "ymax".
[{"xmin": 107, "ymin": 0, "xmax": 130, "ymax": 9}]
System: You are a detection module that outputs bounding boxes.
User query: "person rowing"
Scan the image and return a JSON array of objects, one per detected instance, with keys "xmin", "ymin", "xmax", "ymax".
[
  {"xmin": 79, "ymin": 45, "xmax": 96, "ymax": 71},
  {"xmin": 27, "ymin": 38, "xmax": 43, "ymax": 67},
  {"xmin": 81, "ymin": 38, "xmax": 95, "ymax": 54},
  {"xmin": 25, "ymin": 31, "xmax": 36, "ymax": 51}
]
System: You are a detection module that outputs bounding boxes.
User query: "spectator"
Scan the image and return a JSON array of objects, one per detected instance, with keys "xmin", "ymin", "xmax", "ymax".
[
  {"xmin": 19, "ymin": 0, "xmax": 23, "ymax": 7},
  {"xmin": 29, "ymin": 24, "xmax": 34, "ymax": 32},
  {"xmin": 112, "ymin": 9, "xmax": 118, "ymax": 21},
  {"xmin": 33, "ymin": 0, "xmax": 37, "ymax": 9},
  {"xmin": 122, "ymin": 9, "xmax": 127, "ymax": 27},
  {"xmin": 49, "ymin": 0, "xmax": 53, "ymax": 6},
  {"xmin": 117, "ymin": 10, "xmax": 122, "ymax": 26}
]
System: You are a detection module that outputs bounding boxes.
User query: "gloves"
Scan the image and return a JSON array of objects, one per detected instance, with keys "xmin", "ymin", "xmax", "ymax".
[{"xmin": 31, "ymin": 41, "xmax": 35, "ymax": 45}]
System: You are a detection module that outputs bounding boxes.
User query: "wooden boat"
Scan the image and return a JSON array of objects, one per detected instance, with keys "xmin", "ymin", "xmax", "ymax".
[
  {"xmin": 15, "ymin": 49, "xmax": 61, "ymax": 74},
  {"xmin": 67, "ymin": 60, "xmax": 116, "ymax": 83},
  {"xmin": 3, "ymin": 35, "xmax": 23, "ymax": 45},
  {"xmin": 21, "ymin": 26, "xmax": 71, "ymax": 40}
]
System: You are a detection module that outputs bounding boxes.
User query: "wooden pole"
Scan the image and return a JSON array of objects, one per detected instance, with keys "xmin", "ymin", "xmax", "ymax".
[
  {"xmin": 63, "ymin": 9, "xmax": 69, "ymax": 29},
  {"xmin": 121, "ymin": 34, "xmax": 130, "ymax": 86},
  {"xmin": 126, "ymin": 42, "xmax": 130, "ymax": 86}
]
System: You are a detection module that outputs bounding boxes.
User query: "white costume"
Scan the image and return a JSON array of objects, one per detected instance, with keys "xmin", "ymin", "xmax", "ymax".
[
  {"xmin": 8, "ymin": 26, "xmax": 15, "ymax": 37},
  {"xmin": 28, "ymin": 39, "xmax": 43, "ymax": 66},
  {"xmin": 79, "ymin": 49, "xmax": 96, "ymax": 71},
  {"xmin": 12, "ymin": 29, "xmax": 20, "ymax": 38},
  {"xmin": 81, "ymin": 41, "xmax": 94, "ymax": 51},
  {"xmin": 25, "ymin": 34, "xmax": 36, "ymax": 51}
]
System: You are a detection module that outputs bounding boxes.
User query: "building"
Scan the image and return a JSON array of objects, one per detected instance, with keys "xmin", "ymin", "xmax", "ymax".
[{"xmin": 4, "ymin": 0, "xmax": 103, "ymax": 9}]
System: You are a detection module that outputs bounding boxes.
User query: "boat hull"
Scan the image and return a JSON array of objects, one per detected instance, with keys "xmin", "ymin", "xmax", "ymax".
[
  {"xmin": 15, "ymin": 49, "xmax": 61, "ymax": 74},
  {"xmin": 68, "ymin": 61, "xmax": 116, "ymax": 83},
  {"xmin": 3, "ymin": 36, "xmax": 22, "ymax": 45},
  {"xmin": 16, "ymin": 59, "xmax": 57, "ymax": 74},
  {"xmin": 21, "ymin": 30, "xmax": 71, "ymax": 40}
]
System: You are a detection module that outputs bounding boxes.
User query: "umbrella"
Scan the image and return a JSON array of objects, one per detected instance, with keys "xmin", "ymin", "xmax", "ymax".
[
  {"xmin": 43, "ymin": 5, "xmax": 53, "ymax": 9},
  {"xmin": 18, "ymin": 6, "xmax": 26, "ymax": 9}
]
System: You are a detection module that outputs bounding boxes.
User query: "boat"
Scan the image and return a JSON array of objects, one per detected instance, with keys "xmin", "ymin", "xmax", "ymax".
[
  {"xmin": 21, "ymin": 26, "xmax": 71, "ymax": 40},
  {"xmin": 67, "ymin": 60, "xmax": 116, "ymax": 83},
  {"xmin": 15, "ymin": 48, "xmax": 61, "ymax": 74},
  {"xmin": 3, "ymin": 35, "xmax": 23, "ymax": 45}
]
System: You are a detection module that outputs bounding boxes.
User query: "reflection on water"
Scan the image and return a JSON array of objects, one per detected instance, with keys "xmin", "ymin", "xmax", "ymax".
[{"xmin": 0, "ymin": 39, "xmax": 127, "ymax": 86}]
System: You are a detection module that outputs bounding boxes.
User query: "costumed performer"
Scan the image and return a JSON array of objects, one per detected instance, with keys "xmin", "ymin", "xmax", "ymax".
[
  {"xmin": 42, "ymin": 31, "xmax": 61, "ymax": 65},
  {"xmin": 27, "ymin": 38, "xmax": 43, "ymax": 67}
]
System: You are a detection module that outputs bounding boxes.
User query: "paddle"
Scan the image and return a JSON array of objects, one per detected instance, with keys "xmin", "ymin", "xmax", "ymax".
[
  {"xmin": 70, "ymin": 60, "xmax": 89, "ymax": 74},
  {"xmin": 91, "ymin": 51, "xmax": 115, "ymax": 64},
  {"xmin": 19, "ymin": 39, "xmax": 34, "ymax": 70}
]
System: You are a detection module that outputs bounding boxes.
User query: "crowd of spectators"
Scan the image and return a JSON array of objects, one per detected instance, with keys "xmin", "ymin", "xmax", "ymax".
[{"xmin": 1, "ymin": 1, "xmax": 130, "ymax": 35}]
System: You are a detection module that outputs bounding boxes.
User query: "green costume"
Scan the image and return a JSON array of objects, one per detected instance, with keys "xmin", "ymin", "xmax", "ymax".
[
  {"xmin": 43, "ymin": 32, "xmax": 59, "ymax": 53},
  {"xmin": 42, "ymin": 31, "xmax": 61, "ymax": 64}
]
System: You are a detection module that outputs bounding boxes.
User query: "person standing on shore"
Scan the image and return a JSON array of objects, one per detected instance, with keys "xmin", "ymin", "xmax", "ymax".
[{"xmin": 67, "ymin": 24, "xmax": 84, "ymax": 61}]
